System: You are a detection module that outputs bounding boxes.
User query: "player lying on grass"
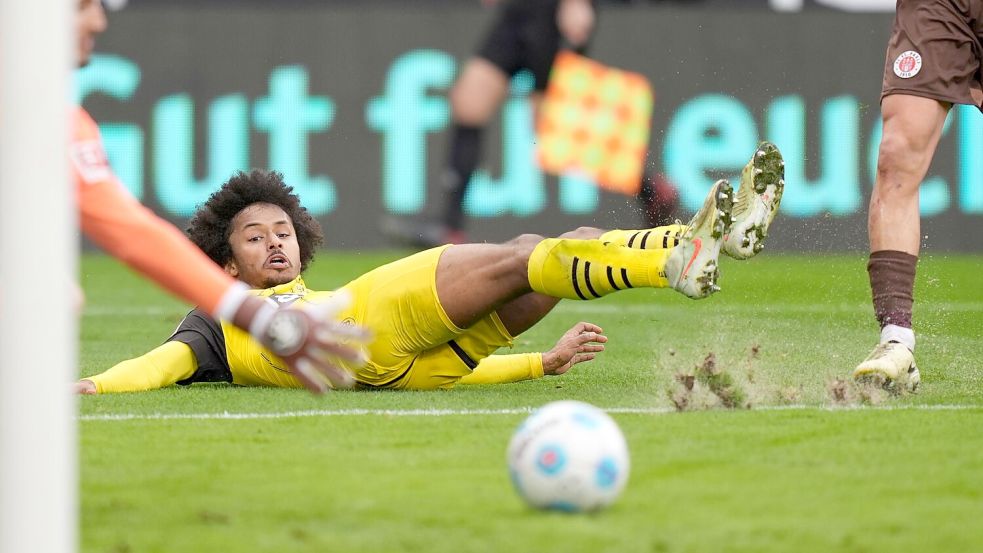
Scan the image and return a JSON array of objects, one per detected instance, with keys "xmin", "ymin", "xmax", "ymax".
[
  {"xmin": 76, "ymin": 143, "xmax": 783, "ymax": 393},
  {"xmin": 71, "ymin": 0, "xmax": 362, "ymax": 393}
]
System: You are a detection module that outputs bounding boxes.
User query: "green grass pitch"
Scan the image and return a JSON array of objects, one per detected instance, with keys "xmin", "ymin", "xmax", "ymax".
[{"xmin": 79, "ymin": 252, "xmax": 983, "ymax": 553}]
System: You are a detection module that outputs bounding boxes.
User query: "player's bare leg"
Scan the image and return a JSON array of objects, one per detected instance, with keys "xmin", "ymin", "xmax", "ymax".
[
  {"xmin": 868, "ymin": 95, "xmax": 948, "ymax": 255},
  {"xmin": 450, "ymin": 57, "xmax": 512, "ymax": 125},
  {"xmin": 435, "ymin": 181, "xmax": 736, "ymax": 331},
  {"xmin": 435, "ymin": 239, "xmax": 536, "ymax": 329},
  {"xmin": 495, "ymin": 227, "xmax": 604, "ymax": 336},
  {"xmin": 444, "ymin": 61, "xmax": 546, "ymax": 244},
  {"xmin": 854, "ymin": 94, "xmax": 950, "ymax": 391},
  {"xmin": 435, "ymin": 227, "xmax": 602, "ymax": 330},
  {"xmin": 383, "ymin": 58, "xmax": 517, "ymax": 247},
  {"xmin": 494, "ymin": 292, "xmax": 559, "ymax": 336}
]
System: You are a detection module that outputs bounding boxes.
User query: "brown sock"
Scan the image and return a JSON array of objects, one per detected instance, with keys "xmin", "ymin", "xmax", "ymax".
[{"xmin": 867, "ymin": 250, "xmax": 917, "ymax": 329}]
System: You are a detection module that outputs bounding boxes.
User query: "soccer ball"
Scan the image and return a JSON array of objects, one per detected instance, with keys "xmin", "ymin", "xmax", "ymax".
[{"xmin": 507, "ymin": 400, "xmax": 630, "ymax": 512}]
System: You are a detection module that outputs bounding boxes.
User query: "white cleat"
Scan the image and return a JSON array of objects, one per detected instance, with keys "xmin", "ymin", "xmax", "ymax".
[
  {"xmin": 665, "ymin": 179, "xmax": 734, "ymax": 299},
  {"xmin": 723, "ymin": 142, "xmax": 785, "ymax": 260},
  {"xmin": 853, "ymin": 342, "xmax": 921, "ymax": 393}
]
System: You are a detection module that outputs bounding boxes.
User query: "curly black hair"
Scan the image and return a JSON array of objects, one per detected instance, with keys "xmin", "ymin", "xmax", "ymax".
[{"xmin": 187, "ymin": 170, "xmax": 324, "ymax": 272}]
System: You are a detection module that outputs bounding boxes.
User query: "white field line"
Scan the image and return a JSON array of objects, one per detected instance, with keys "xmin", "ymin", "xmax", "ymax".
[
  {"xmin": 550, "ymin": 302, "xmax": 983, "ymax": 315},
  {"xmin": 79, "ymin": 403, "xmax": 983, "ymax": 422},
  {"xmin": 83, "ymin": 301, "xmax": 983, "ymax": 317}
]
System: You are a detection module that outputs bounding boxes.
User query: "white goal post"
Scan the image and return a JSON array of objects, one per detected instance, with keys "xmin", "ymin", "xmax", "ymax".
[{"xmin": 0, "ymin": 1, "xmax": 77, "ymax": 552}]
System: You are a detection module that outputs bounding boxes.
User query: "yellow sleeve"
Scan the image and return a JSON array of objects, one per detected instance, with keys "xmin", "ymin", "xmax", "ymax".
[
  {"xmin": 457, "ymin": 353, "xmax": 545, "ymax": 385},
  {"xmin": 87, "ymin": 341, "xmax": 198, "ymax": 393},
  {"xmin": 221, "ymin": 323, "xmax": 304, "ymax": 389}
]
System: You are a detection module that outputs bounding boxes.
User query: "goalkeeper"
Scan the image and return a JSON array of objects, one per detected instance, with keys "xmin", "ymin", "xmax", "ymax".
[{"xmin": 78, "ymin": 141, "xmax": 782, "ymax": 393}]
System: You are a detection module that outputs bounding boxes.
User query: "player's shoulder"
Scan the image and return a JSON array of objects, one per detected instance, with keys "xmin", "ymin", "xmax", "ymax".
[
  {"xmin": 303, "ymin": 290, "xmax": 334, "ymax": 302},
  {"xmin": 283, "ymin": 289, "xmax": 341, "ymax": 310}
]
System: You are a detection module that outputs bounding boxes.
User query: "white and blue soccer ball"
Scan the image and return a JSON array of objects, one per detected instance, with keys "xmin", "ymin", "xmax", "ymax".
[{"xmin": 507, "ymin": 400, "xmax": 630, "ymax": 512}]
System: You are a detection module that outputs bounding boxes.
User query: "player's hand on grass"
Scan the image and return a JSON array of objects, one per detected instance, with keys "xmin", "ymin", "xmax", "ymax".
[
  {"xmin": 75, "ymin": 379, "xmax": 97, "ymax": 395},
  {"xmin": 248, "ymin": 291, "xmax": 371, "ymax": 394},
  {"xmin": 542, "ymin": 321, "xmax": 606, "ymax": 376}
]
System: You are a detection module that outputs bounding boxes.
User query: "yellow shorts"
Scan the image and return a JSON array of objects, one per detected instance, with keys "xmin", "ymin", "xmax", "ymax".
[{"xmin": 338, "ymin": 246, "xmax": 514, "ymax": 390}]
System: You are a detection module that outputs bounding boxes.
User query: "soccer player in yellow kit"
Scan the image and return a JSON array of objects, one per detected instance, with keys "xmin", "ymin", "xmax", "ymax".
[
  {"xmin": 71, "ymin": 0, "xmax": 362, "ymax": 393},
  {"xmin": 79, "ymin": 142, "xmax": 783, "ymax": 393}
]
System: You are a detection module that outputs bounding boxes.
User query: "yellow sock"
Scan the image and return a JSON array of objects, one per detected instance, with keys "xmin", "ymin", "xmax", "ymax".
[
  {"xmin": 527, "ymin": 238, "xmax": 670, "ymax": 300},
  {"xmin": 600, "ymin": 224, "xmax": 687, "ymax": 250}
]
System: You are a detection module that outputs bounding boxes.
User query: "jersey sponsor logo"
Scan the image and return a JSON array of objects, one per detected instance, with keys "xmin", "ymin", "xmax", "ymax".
[
  {"xmin": 893, "ymin": 50, "xmax": 922, "ymax": 79},
  {"xmin": 70, "ymin": 139, "xmax": 112, "ymax": 184},
  {"xmin": 270, "ymin": 293, "xmax": 303, "ymax": 305}
]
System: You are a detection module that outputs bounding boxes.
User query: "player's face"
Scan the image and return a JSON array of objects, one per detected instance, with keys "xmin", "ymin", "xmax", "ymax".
[
  {"xmin": 225, "ymin": 203, "xmax": 303, "ymax": 289},
  {"xmin": 76, "ymin": 0, "xmax": 107, "ymax": 67}
]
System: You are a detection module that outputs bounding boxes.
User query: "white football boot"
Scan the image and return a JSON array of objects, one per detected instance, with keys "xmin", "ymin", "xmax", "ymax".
[
  {"xmin": 723, "ymin": 142, "xmax": 785, "ymax": 260},
  {"xmin": 664, "ymin": 179, "xmax": 734, "ymax": 299},
  {"xmin": 853, "ymin": 342, "xmax": 921, "ymax": 392}
]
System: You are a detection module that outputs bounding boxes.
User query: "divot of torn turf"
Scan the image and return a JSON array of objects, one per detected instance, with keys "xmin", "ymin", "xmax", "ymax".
[
  {"xmin": 667, "ymin": 351, "xmax": 753, "ymax": 412},
  {"xmin": 825, "ymin": 374, "xmax": 916, "ymax": 407},
  {"xmin": 696, "ymin": 352, "xmax": 748, "ymax": 409}
]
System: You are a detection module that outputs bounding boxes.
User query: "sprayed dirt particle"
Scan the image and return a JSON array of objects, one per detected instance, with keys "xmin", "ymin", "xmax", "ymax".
[
  {"xmin": 698, "ymin": 353, "xmax": 719, "ymax": 376},
  {"xmin": 668, "ymin": 388, "xmax": 691, "ymax": 412},
  {"xmin": 715, "ymin": 386, "xmax": 744, "ymax": 409},
  {"xmin": 856, "ymin": 381, "xmax": 886, "ymax": 405},
  {"xmin": 827, "ymin": 376, "xmax": 891, "ymax": 406},
  {"xmin": 668, "ymin": 349, "xmax": 676, "ymax": 357},
  {"xmin": 750, "ymin": 344, "xmax": 761, "ymax": 359},
  {"xmin": 778, "ymin": 386, "xmax": 802, "ymax": 404},
  {"xmin": 694, "ymin": 352, "xmax": 747, "ymax": 409},
  {"xmin": 827, "ymin": 378, "xmax": 850, "ymax": 403},
  {"xmin": 675, "ymin": 372, "xmax": 695, "ymax": 391}
]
